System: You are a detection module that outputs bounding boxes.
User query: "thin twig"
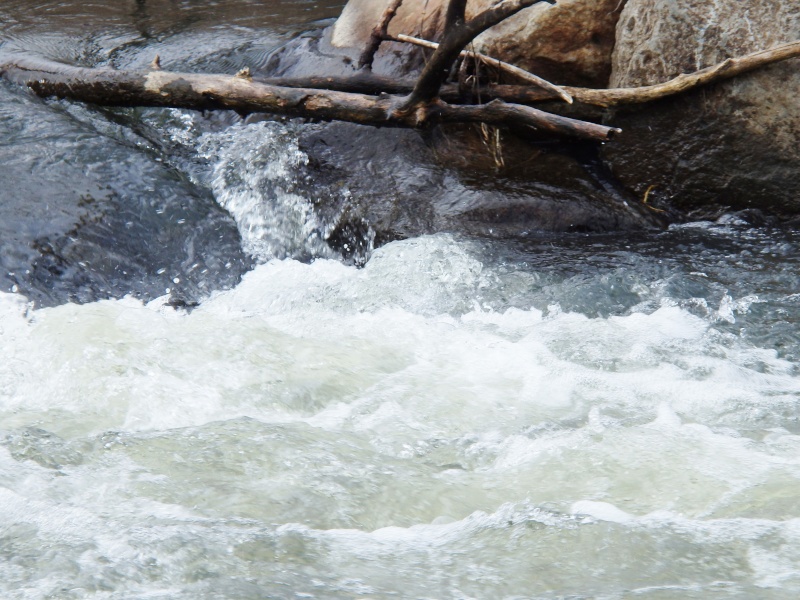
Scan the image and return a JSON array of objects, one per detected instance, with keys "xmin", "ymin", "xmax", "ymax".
[{"xmin": 390, "ymin": 32, "xmax": 573, "ymax": 103}]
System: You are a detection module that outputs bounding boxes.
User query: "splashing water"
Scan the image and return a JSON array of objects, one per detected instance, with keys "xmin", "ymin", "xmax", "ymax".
[
  {"xmin": 2, "ymin": 225, "xmax": 800, "ymax": 598},
  {"xmin": 2, "ymin": 3, "xmax": 800, "ymax": 593},
  {"xmin": 196, "ymin": 121, "xmax": 339, "ymax": 263}
]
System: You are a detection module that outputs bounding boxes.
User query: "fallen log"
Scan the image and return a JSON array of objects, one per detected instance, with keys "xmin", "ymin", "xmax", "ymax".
[
  {"xmin": 0, "ymin": 0, "xmax": 625, "ymax": 142},
  {"xmin": 0, "ymin": 0, "xmax": 795, "ymax": 145},
  {"xmin": 0, "ymin": 55, "xmax": 620, "ymax": 141}
]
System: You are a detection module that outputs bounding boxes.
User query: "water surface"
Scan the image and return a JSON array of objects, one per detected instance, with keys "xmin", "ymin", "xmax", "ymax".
[{"xmin": 1, "ymin": 2, "xmax": 800, "ymax": 599}]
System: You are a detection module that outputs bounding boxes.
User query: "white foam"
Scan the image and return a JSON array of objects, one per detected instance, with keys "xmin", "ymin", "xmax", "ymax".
[
  {"xmin": 197, "ymin": 121, "xmax": 337, "ymax": 262},
  {"xmin": 3, "ymin": 234, "xmax": 800, "ymax": 594},
  {"xmin": 571, "ymin": 500, "xmax": 634, "ymax": 523}
]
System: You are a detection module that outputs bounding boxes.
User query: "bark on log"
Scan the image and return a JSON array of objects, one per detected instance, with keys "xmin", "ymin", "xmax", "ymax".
[{"xmin": 0, "ymin": 54, "xmax": 619, "ymax": 141}]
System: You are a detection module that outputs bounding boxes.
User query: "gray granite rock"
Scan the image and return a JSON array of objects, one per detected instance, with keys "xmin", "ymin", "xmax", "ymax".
[{"xmin": 603, "ymin": 0, "xmax": 800, "ymax": 214}]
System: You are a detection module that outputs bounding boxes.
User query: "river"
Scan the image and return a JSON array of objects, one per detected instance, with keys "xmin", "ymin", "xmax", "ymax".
[{"xmin": 1, "ymin": 2, "xmax": 800, "ymax": 599}]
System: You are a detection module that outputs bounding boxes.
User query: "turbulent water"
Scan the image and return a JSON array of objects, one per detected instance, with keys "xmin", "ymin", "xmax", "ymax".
[{"xmin": 2, "ymin": 2, "xmax": 800, "ymax": 599}]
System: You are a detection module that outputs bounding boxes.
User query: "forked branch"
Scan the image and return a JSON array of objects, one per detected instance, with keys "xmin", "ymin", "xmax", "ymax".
[
  {"xmin": 0, "ymin": 55, "xmax": 620, "ymax": 141},
  {"xmin": 358, "ymin": 0, "xmax": 405, "ymax": 70},
  {"xmin": 400, "ymin": 0, "xmax": 555, "ymax": 109},
  {"xmin": 389, "ymin": 32, "xmax": 573, "ymax": 103}
]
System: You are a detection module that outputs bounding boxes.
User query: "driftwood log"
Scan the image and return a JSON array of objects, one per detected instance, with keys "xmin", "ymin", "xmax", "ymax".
[
  {"xmin": 0, "ymin": 0, "xmax": 797, "ymax": 143},
  {"xmin": 0, "ymin": 0, "xmax": 619, "ymax": 141},
  {"xmin": 0, "ymin": 55, "xmax": 618, "ymax": 141}
]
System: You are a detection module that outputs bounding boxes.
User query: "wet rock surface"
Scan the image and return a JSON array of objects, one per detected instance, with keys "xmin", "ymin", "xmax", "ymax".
[
  {"xmin": 473, "ymin": 0, "xmax": 626, "ymax": 87},
  {"xmin": 0, "ymin": 0, "xmax": 341, "ymax": 307},
  {"xmin": 10, "ymin": 0, "xmax": 794, "ymax": 309},
  {"xmin": 297, "ymin": 120, "xmax": 664, "ymax": 249},
  {"xmin": 266, "ymin": 5, "xmax": 663, "ymax": 246},
  {"xmin": 0, "ymin": 83, "xmax": 252, "ymax": 307},
  {"xmin": 603, "ymin": 0, "xmax": 800, "ymax": 215}
]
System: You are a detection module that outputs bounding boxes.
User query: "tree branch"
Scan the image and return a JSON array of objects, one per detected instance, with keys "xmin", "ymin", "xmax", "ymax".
[
  {"xmin": 0, "ymin": 54, "xmax": 619, "ymax": 141},
  {"xmin": 465, "ymin": 0, "xmax": 554, "ymax": 40},
  {"xmin": 432, "ymin": 98, "xmax": 617, "ymax": 138},
  {"xmin": 358, "ymin": 0, "xmax": 405, "ymax": 70},
  {"xmin": 400, "ymin": 0, "xmax": 554, "ymax": 110},
  {"xmin": 389, "ymin": 32, "xmax": 573, "ymax": 103},
  {"xmin": 259, "ymin": 40, "xmax": 800, "ymax": 110},
  {"xmin": 444, "ymin": 0, "xmax": 468, "ymax": 30},
  {"xmin": 564, "ymin": 39, "xmax": 800, "ymax": 107},
  {"xmin": 3, "ymin": 36, "xmax": 790, "ymax": 145}
]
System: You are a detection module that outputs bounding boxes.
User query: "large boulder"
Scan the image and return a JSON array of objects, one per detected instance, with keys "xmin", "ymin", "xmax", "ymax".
[
  {"xmin": 330, "ymin": 0, "xmax": 625, "ymax": 86},
  {"xmin": 473, "ymin": 0, "xmax": 625, "ymax": 87},
  {"xmin": 603, "ymin": 0, "xmax": 800, "ymax": 214},
  {"xmin": 259, "ymin": 0, "xmax": 665, "ymax": 243}
]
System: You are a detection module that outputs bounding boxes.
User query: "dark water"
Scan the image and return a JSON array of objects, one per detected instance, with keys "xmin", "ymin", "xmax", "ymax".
[
  {"xmin": 1, "ymin": 3, "xmax": 800, "ymax": 599},
  {"xmin": 0, "ymin": 0, "xmax": 345, "ymax": 306}
]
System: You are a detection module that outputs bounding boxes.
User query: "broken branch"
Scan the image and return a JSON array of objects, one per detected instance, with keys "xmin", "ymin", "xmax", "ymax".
[
  {"xmin": 358, "ymin": 0, "xmax": 405, "ymax": 70},
  {"xmin": 390, "ymin": 32, "xmax": 573, "ymax": 103},
  {"xmin": 401, "ymin": 0, "xmax": 554, "ymax": 109},
  {"xmin": 258, "ymin": 40, "xmax": 800, "ymax": 111},
  {"xmin": 564, "ymin": 39, "xmax": 800, "ymax": 107},
  {"xmin": 0, "ymin": 54, "xmax": 619, "ymax": 141}
]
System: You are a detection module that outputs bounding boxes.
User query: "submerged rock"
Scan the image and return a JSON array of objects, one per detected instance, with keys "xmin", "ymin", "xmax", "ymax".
[
  {"xmin": 0, "ymin": 87, "xmax": 251, "ymax": 306},
  {"xmin": 329, "ymin": 0, "xmax": 800, "ymax": 217},
  {"xmin": 297, "ymin": 121, "xmax": 663, "ymax": 248},
  {"xmin": 603, "ymin": 0, "xmax": 800, "ymax": 215}
]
